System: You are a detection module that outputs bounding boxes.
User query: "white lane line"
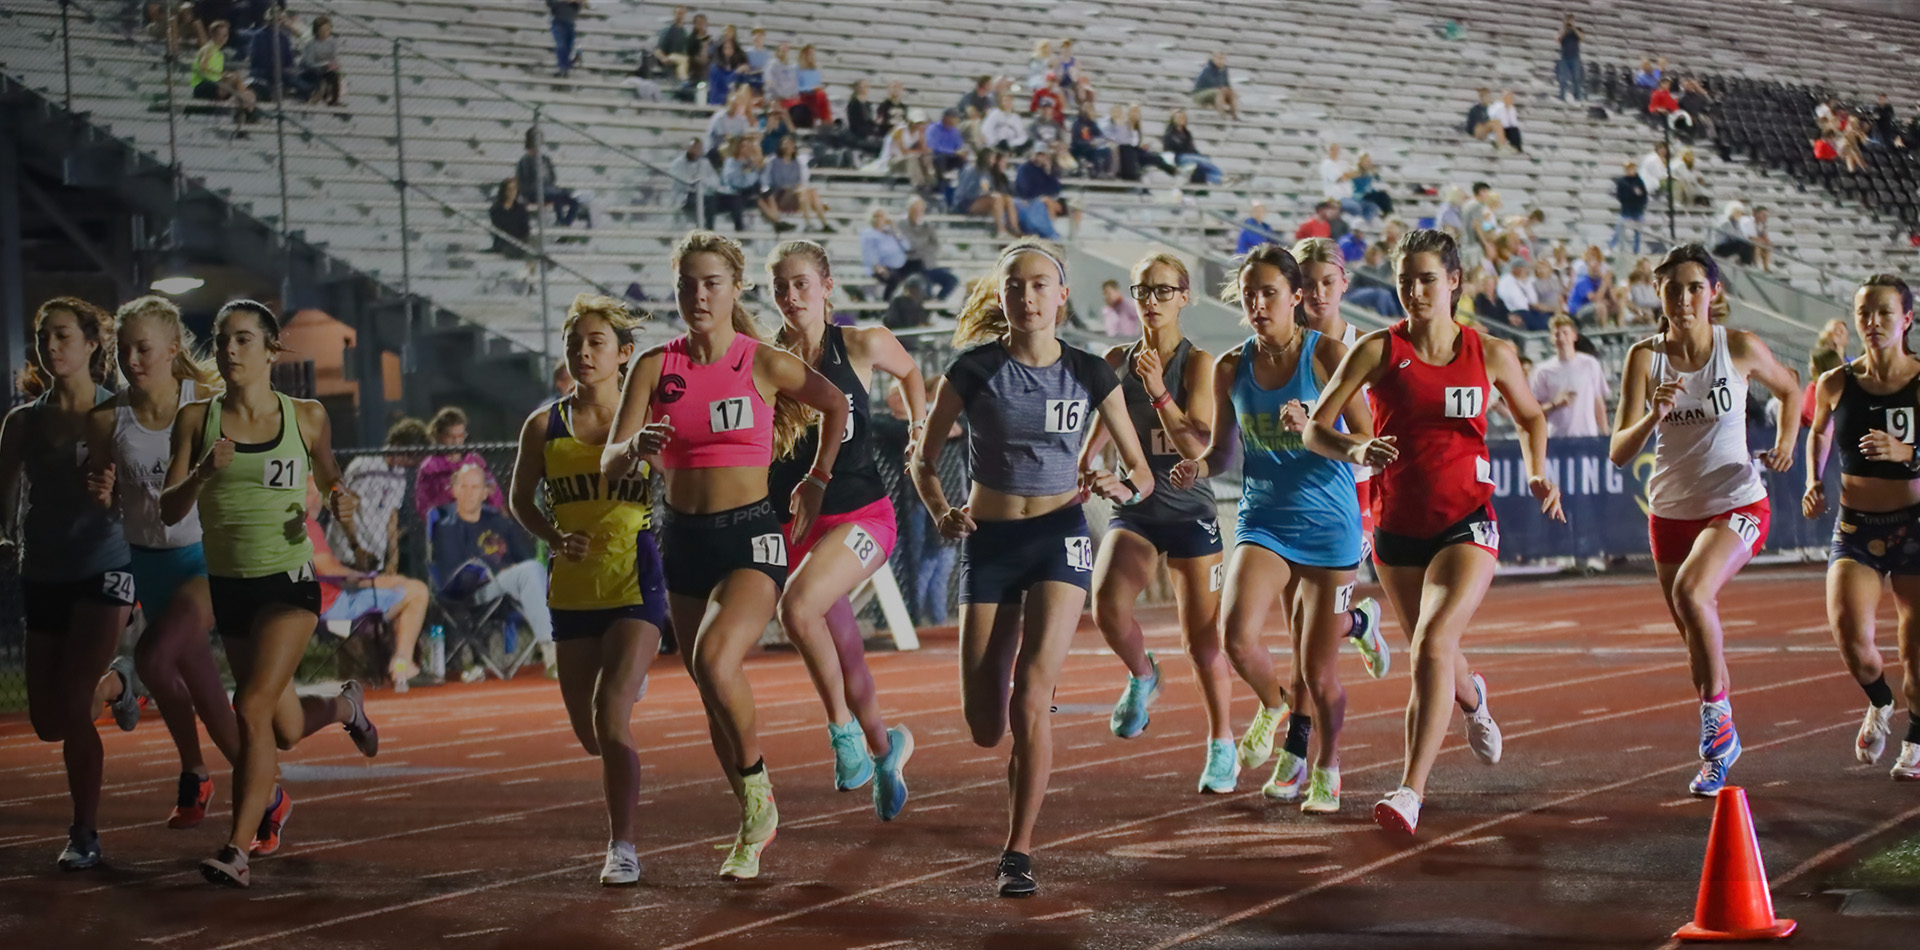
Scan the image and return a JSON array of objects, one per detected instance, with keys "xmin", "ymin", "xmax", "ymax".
[
  {"xmin": 1096, "ymin": 828, "xmax": 1146, "ymax": 839},
  {"xmin": 1453, "ymin": 835, "xmax": 1502, "ymax": 847},
  {"xmin": 1580, "ymin": 707, "xmax": 1610, "ymax": 716},
  {"xmin": 611, "ymin": 903, "xmax": 668, "ymax": 915},
  {"xmin": 1068, "ymin": 741, "xmax": 1103, "ymax": 750},
  {"xmin": 1032, "ymin": 908, "xmax": 1092, "ymax": 921},
  {"xmin": 443, "ymin": 927, "xmax": 510, "ymax": 939},
  {"xmin": 1570, "ymin": 816, "xmax": 1609, "ymax": 825},
  {"xmin": 916, "ymin": 803, "xmax": 958, "ymax": 812},
  {"xmin": 138, "ymin": 929, "xmax": 205, "ymax": 945},
  {"xmin": 1624, "ymin": 745, "xmax": 1653, "ymax": 753},
  {"xmin": 362, "ymin": 792, "xmax": 411, "ymax": 802},
  {"xmin": 1146, "ymin": 771, "xmax": 1181, "ymax": 779},
  {"xmin": 419, "ymin": 868, "xmax": 483, "ymax": 880},
  {"xmin": 249, "ymin": 891, "xmax": 307, "ymax": 901},
  {"xmin": 1658, "ymin": 798, "xmax": 1703, "ymax": 808},
  {"xmin": 467, "ymin": 751, "xmax": 505, "ymax": 760},
  {"xmin": 1168, "ymin": 885, "xmax": 1224, "ymax": 897},
  {"xmin": 1298, "ymin": 864, "xmax": 1341, "ymax": 875},
  {"xmin": 499, "ymin": 778, "xmax": 541, "ymax": 786},
  {"xmin": 847, "ymin": 941, "xmax": 911, "ymax": 950}
]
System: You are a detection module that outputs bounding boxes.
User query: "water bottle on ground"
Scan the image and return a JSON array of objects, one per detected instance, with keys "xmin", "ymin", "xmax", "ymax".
[{"xmin": 426, "ymin": 624, "xmax": 446, "ymax": 680}]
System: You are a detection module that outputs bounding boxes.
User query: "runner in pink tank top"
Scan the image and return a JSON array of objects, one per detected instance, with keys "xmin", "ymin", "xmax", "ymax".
[{"xmin": 650, "ymin": 332, "xmax": 774, "ymax": 469}]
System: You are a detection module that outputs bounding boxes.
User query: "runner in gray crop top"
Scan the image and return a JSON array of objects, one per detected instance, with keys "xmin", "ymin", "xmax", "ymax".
[
  {"xmin": 22, "ymin": 386, "xmax": 129, "ymax": 581},
  {"xmin": 943, "ymin": 340, "xmax": 1121, "ymax": 495}
]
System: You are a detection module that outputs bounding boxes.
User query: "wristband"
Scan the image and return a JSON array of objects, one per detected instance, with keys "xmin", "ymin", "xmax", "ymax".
[
  {"xmin": 808, "ymin": 465, "xmax": 833, "ymax": 481},
  {"xmin": 804, "ymin": 474, "xmax": 829, "ymax": 490},
  {"xmin": 1150, "ymin": 390, "xmax": 1173, "ymax": 409}
]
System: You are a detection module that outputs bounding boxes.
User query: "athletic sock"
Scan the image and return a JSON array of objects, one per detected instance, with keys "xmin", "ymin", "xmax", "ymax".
[
  {"xmin": 1282, "ymin": 714, "xmax": 1312, "ymax": 759},
  {"xmin": 1863, "ymin": 675, "xmax": 1895, "ymax": 708},
  {"xmin": 738, "ymin": 758, "xmax": 766, "ymax": 778},
  {"xmin": 1907, "ymin": 712, "xmax": 1920, "ymax": 745},
  {"xmin": 1344, "ymin": 608, "xmax": 1365, "ymax": 639}
]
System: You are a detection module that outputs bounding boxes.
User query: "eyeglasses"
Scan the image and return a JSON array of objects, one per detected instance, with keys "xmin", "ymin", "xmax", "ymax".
[{"xmin": 1128, "ymin": 284, "xmax": 1186, "ymax": 302}]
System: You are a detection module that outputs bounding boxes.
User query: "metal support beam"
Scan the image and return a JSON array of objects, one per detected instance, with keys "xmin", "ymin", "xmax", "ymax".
[
  {"xmin": 20, "ymin": 176, "xmax": 130, "ymax": 299},
  {"xmin": 0, "ymin": 124, "xmax": 25, "ymax": 390}
]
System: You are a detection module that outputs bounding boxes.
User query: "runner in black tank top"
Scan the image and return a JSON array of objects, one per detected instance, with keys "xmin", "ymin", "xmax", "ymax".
[
  {"xmin": 767, "ymin": 242, "xmax": 928, "ymax": 821},
  {"xmin": 1804, "ymin": 275, "xmax": 1920, "ymax": 779}
]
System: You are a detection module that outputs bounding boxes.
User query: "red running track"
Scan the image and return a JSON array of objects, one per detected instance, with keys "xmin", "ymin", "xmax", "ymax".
[{"xmin": 0, "ymin": 567, "xmax": 1916, "ymax": 949}]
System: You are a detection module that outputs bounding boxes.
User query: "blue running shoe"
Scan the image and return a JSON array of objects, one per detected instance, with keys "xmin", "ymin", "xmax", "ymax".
[
  {"xmin": 1109, "ymin": 653, "xmax": 1162, "ymax": 739},
  {"xmin": 872, "ymin": 724, "xmax": 915, "ymax": 821},
  {"xmin": 1197, "ymin": 738, "xmax": 1239, "ymax": 794},
  {"xmin": 828, "ymin": 721, "xmax": 874, "ymax": 791},
  {"xmin": 1698, "ymin": 700, "xmax": 1736, "ymax": 762},
  {"xmin": 1690, "ymin": 730, "xmax": 1742, "ymax": 797}
]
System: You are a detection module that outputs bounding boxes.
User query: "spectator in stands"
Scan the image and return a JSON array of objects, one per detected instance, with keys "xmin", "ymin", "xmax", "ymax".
[
  {"xmin": 1069, "ymin": 104, "xmax": 1112, "ymax": 177},
  {"xmin": 553, "ymin": 359, "xmax": 575, "ymax": 397},
  {"xmin": 298, "ymin": 15, "xmax": 342, "ymax": 107},
  {"xmin": 1294, "ymin": 200, "xmax": 1348, "ymax": 241},
  {"xmin": 860, "ymin": 208, "xmax": 923, "ymax": 299},
  {"xmin": 1751, "ymin": 205, "xmax": 1774, "ymax": 272},
  {"xmin": 1014, "ymin": 149, "xmax": 1080, "ymax": 236},
  {"xmin": 1319, "ymin": 142, "xmax": 1361, "ymax": 213},
  {"xmin": 1555, "ymin": 14, "xmax": 1584, "ymax": 102},
  {"xmin": 759, "ymin": 106, "xmax": 796, "ymax": 160},
  {"xmin": 1464, "ymin": 87, "xmax": 1501, "ymax": 148},
  {"xmin": 1530, "ymin": 315, "xmax": 1609, "ymax": 436},
  {"xmin": 705, "ymin": 30, "xmax": 746, "ymax": 105},
  {"xmin": 1676, "ymin": 78, "xmax": 1717, "ymax": 140},
  {"xmin": 1637, "ymin": 142, "xmax": 1670, "ymax": 196},
  {"xmin": 516, "ymin": 129, "xmax": 589, "ymax": 228},
  {"xmin": 1460, "ymin": 181, "xmax": 1499, "ymax": 269},
  {"xmin": 415, "ymin": 407, "xmax": 505, "ymax": 515},
  {"xmin": 876, "ymin": 80, "xmax": 910, "ymax": 133},
  {"xmin": 190, "ymin": 20, "xmax": 257, "ymax": 130},
  {"xmin": 764, "ymin": 42, "xmax": 800, "ymax": 113},
  {"xmin": 1569, "ymin": 246, "xmax": 1618, "ymax": 326},
  {"xmin": 1533, "ymin": 246, "xmax": 1571, "ymax": 317},
  {"xmin": 667, "ymin": 136, "xmax": 720, "ymax": 228},
  {"xmin": 1820, "ymin": 318, "xmax": 1852, "ymax": 360},
  {"xmin": 899, "ymin": 197, "xmax": 959, "ymax": 300},
  {"xmin": 791, "ymin": 46, "xmax": 831, "ymax": 127},
  {"xmin": 1027, "ymin": 39, "xmax": 1056, "ymax": 91},
  {"xmin": 335, "ymin": 417, "xmax": 431, "ymax": 578},
  {"xmin": 1488, "ymin": 89, "xmax": 1524, "ymax": 153},
  {"xmin": 1633, "ymin": 58, "xmax": 1660, "ymax": 89},
  {"xmin": 740, "ymin": 27, "xmax": 772, "ymax": 92},
  {"xmin": 1710, "ymin": 201, "xmax": 1757, "ymax": 266},
  {"xmin": 705, "ymin": 88, "xmax": 753, "ymax": 168},
  {"xmin": 684, "ymin": 13, "xmax": 712, "ymax": 84},
  {"xmin": 1030, "ymin": 73, "xmax": 1067, "ymax": 126},
  {"xmin": 488, "ymin": 178, "xmax": 532, "ymax": 264},
  {"xmin": 654, "ymin": 6, "xmax": 691, "ymax": 81},
  {"xmin": 154, "ymin": 2, "xmax": 207, "ymax": 54},
  {"xmin": 950, "ymin": 148, "xmax": 1021, "ymax": 238},
  {"xmin": 879, "ymin": 112, "xmax": 936, "ymax": 193},
  {"xmin": 1612, "ymin": 158, "xmax": 1650, "ymax": 252},
  {"xmin": 959, "ymin": 75, "xmax": 995, "ymax": 116},
  {"xmin": 1647, "ymin": 77, "xmax": 1679, "ymax": 117},
  {"xmin": 1671, "ymin": 146, "xmax": 1708, "ymax": 207},
  {"xmin": 547, "ymin": 0, "xmax": 583, "ymax": 79},
  {"xmin": 725, "ymin": 136, "xmax": 793, "ymax": 232},
  {"xmin": 1497, "ymin": 259, "xmax": 1550, "ymax": 331},
  {"xmin": 246, "ymin": 7, "xmax": 304, "ymax": 101},
  {"xmin": 1055, "ymin": 38, "xmax": 1079, "ymax": 93},
  {"xmin": 307, "ymin": 486, "xmax": 432, "ymax": 691},
  {"xmin": 1432, "ymin": 184, "xmax": 1467, "ymax": 236},
  {"xmin": 927, "ymin": 109, "xmax": 968, "ymax": 175},
  {"xmin": 1191, "ymin": 51, "xmax": 1240, "ymax": 121},
  {"xmin": 431, "ymin": 463, "xmax": 558, "ymax": 678},
  {"xmin": 767, "ymin": 136, "xmax": 833, "ymax": 232},
  {"xmin": 1353, "ymin": 152, "xmax": 1392, "ymax": 218},
  {"xmin": 981, "ymin": 91, "xmax": 1029, "ymax": 152},
  {"xmin": 1624, "ymin": 258, "xmax": 1659, "ymax": 323},
  {"xmin": 1235, "ymin": 201, "xmax": 1273, "ymax": 255},
  {"xmin": 1469, "ymin": 273, "xmax": 1507, "ymax": 327},
  {"xmin": 883, "ymin": 274, "xmax": 930, "ymax": 329},
  {"xmin": 1872, "ymin": 93, "xmax": 1899, "ymax": 145},
  {"xmin": 842, "ymin": 78, "xmax": 883, "ymax": 155},
  {"xmin": 1162, "ymin": 109, "xmax": 1222, "ymax": 185},
  {"xmin": 1100, "ymin": 279, "xmax": 1139, "ymax": 337}
]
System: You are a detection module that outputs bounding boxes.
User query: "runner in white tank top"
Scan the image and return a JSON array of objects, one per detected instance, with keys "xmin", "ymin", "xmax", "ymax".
[
  {"xmin": 84, "ymin": 299, "xmax": 241, "ymax": 832},
  {"xmin": 1609, "ymin": 246, "xmax": 1800, "ymax": 800}
]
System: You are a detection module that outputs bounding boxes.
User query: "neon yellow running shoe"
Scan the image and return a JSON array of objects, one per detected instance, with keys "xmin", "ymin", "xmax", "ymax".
[{"xmin": 1237, "ymin": 705, "xmax": 1286, "ymax": 770}]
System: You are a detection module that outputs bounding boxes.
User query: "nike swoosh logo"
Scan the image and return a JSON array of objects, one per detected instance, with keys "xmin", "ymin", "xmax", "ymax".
[
  {"xmin": 831, "ymin": 346, "xmax": 842, "ymax": 365},
  {"xmin": 733, "ymin": 353, "xmax": 748, "ymax": 372}
]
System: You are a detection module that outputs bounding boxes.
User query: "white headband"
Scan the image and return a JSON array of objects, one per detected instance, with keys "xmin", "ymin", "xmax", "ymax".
[{"xmin": 1000, "ymin": 246, "xmax": 1066, "ymax": 280}]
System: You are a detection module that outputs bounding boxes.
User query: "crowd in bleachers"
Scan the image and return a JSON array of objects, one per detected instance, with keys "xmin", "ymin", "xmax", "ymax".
[{"xmin": 149, "ymin": 1, "xmax": 347, "ymax": 132}]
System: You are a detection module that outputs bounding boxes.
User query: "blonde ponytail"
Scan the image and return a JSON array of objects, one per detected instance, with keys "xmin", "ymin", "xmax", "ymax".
[{"xmin": 116, "ymin": 295, "xmax": 220, "ymax": 393}]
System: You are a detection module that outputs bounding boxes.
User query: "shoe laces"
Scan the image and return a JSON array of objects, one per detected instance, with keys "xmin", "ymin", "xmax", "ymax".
[
  {"xmin": 995, "ymin": 853, "xmax": 1031, "ymax": 880},
  {"xmin": 1308, "ymin": 770, "xmax": 1339, "ymax": 799},
  {"xmin": 1247, "ymin": 708, "xmax": 1280, "ymax": 743},
  {"xmin": 830, "ymin": 728, "xmax": 868, "ymax": 770}
]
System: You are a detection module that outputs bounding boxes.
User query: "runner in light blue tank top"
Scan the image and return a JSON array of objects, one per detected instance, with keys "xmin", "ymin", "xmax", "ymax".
[{"xmin": 1233, "ymin": 330, "xmax": 1361, "ymax": 569}]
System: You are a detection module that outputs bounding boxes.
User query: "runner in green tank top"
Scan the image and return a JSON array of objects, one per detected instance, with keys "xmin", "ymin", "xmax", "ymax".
[{"xmin": 159, "ymin": 300, "xmax": 376, "ymax": 889}]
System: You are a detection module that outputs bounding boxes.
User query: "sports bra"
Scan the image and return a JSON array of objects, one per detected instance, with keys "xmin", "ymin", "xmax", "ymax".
[
  {"xmin": 1833, "ymin": 363, "xmax": 1920, "ymax": 481},
  {"xmin": 649, "ymin": 332, "xmax": 774, "ymax": 470}
]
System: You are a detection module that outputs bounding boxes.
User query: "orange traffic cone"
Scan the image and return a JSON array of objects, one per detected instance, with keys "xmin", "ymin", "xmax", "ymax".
[{"xmin": 1673, "ymin": 786, "xmax": 1796, "ymax": 941}]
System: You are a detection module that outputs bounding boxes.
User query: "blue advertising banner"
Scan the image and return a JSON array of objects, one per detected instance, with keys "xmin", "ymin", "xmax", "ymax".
[{"xmin": 1481, "ymin": 433, "xmax": 1834, "ymax": 561}]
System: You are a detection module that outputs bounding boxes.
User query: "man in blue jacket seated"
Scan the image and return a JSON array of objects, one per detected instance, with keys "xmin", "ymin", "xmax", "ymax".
[{"xmin": 432, "ymin": 463, "xmax": 557, "ymax": 674}]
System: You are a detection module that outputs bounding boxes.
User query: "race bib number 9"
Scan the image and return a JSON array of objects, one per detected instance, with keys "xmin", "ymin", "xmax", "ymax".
[
  {"xmin": 1045, "ymin": 399, "xmax": 1088, "ymax": 434},
  {"xmin": 1443, "ymin": 386, "xmax": 1485, "ymax": 419},
  {"xmin": 843, "ymin": 525, "xmax": 879, "ymax": 566},
  {"xmin": 1888, "ymin": 407, "xmax": 1915, "ymax": 444},
  {"xmin": 750, "ymin": 533, "xmax": 787, "ymax": 567},
  {"xmin": 1065, "ymin": 536, "xmax": 1093, "ymax": 571},
  {"xmin": 710, "ymin": 397, "xmax": 752, "ymax": 433},
  {"xmin": 101, "ymin": 570, "xmax": 135, "ymax": 605},
  {"xmin": 263, "ymin": 457, "xmax": 302, "ymax": 490}
]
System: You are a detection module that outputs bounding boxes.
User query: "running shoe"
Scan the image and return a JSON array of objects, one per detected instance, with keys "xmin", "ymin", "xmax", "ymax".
[
  {"xmin": 1109, "ymin": 653, "xmax": 1163, "ymax": 739},
  {"xmin": 340, "ymin": 680, "xmax": 379, "ymax": 757},
  {"xmin": 200, "ymin": 845, "xmax": 249, "ymax": 888},
  {"xmin": 107, "ymin": 656, "xmax": 141, "ymax": 732},
  {"xmin": 828, "ymin": 721, "xmax": 874, "ymax": 791},
  {"xmin": 1300, "ymin": 767, "xmax": 1341, "ymax": 814},
  {"xmin": 1197, "ymin": 738, "xmax": 1239, "ymax": 794},
  {"xmin": 719, "ymin": 771, "xmax": 777, "ymax": 880},
  {"xmin": 1689, "ymin": 731, "xmax": 1743, "ymax": 797},
  {"xmin": 1856, "ymin": 703, "xmax": 1895, "ymax": 764},
  {"xmin": 1892, "ymin": 741, "xmax": 1920, "ymax": 781},
  {"xmin": 599, "ymin": 840, "xmax": 641, "ymax": 886},
  {"xmin": 56, "ymin": 825, "xmax": 101, "ymax": 871},
  {"xmin": 872, "ymin": 724, "xmax": 914, "ymax": 822},
  {"xmin": 1238, "ymin": 704, "xmax": 1286, "ymax": 770},
  {"xmin": 168, "ymin": 772, "xmax": 214, "ymax": 830},
  {"xmin": 995, "ymin": 850, "xmax": 1037, "ymax": 898},
  {"xmin": 250, "ymin": 786, "xmax": 293, "ymax": 856},
  {"xmin": 1373, "ymin": 786, "xmax": 1422, "ymax": 835},
  {"xmin": 1698, "ymin": 698, "xmax": 1736, "ymax": 762},
  {"xmin": 1463, "ymin": 673, "xmax": 1502, "ymax": 765},
  {"xmin": 1261, "ymin": 749, "xmax": 1308, "ymax": 801},
  {"xmin": 1348, "ymin": 598, "xmax": 1390, "ymax": 679}
]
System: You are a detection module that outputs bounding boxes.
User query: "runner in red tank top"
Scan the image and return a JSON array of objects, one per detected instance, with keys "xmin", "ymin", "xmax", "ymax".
[{"xmin": 1303, "ymin": 229, "xmax": 1564, "ymax": 837}]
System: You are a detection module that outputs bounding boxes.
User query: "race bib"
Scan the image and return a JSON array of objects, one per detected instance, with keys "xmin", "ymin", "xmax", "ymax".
[
  {"xmin": 842, "ymin": 524, "xmax": 879, "ymax": 566},
  {"xmin": 839, "ymin": 392, "xmax": 856, "ymax": 444},
  {"xmin": 263, "ymin": 457, "xmax": 302, "ymax": 490},
  {"xmin": 1044, "ymin": 399, "xmax": 1087, "ymax": 434},
  {"xmin": 709, "ymin": 397, "xmax": 752, "ymax": 433},
  {"xmin": 1725, "ymin": 513, "xmax": 1761, "ymax": 548},
  {"xmin": 1889, "ymin": 407, "xmax": 1915, "ymax": 444},
  {"xmin": 1443, "ymin": 386, "xmax": 1485, "ymax": 419},
  {"xmin": 1334, "ymin": 582, "xmax": 1354, "ymax": 614},
  {"xmin": 1065, "ymin": 535, "xmax": 1093, "ymax": 571},
  {"xmin": 1210, "ymin": 563, "xmax": 1224, "ymax": 592},
  {"xmin": 1468, "ymin": 519, "xmax": 1500, "ymax": 553},
  {"xmin": 101, "ymin": 570, "xmax": 135, "ymax": 605},
  {"xmin": 1150, "ymin": 428, "xmax": 1174, "ymax": 456},
  {"xmin": 750, "ymin": 532, "xmax": 787, "ymax": 567}
]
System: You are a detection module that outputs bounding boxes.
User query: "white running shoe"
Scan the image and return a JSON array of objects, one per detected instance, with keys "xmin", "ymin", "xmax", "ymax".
[
  {"xmin": 599, "ymin": 840, "xmax": 640, "ymax": 886},
  {"xmin": 1261, "ymin": 749, "xmax": 1308, "ymax": 801},
  {"xmin": 1463, "ymin": 673, "xmax": 1502, "ymax": 765},
  {"xmin": 1237, "ymin": 705, "xmax": 1286, "ymax": 770},
  {"xmin": 1856, "ymin": 703, "xmax": 1895, "ymax": 764},
  {"xmin": 1373, "ymin": 786, "xmax": 1422, "ymax": 835},
  {"xmin": 1893, "ymin": 741, "xmax": 1920, "ymax": 781}
]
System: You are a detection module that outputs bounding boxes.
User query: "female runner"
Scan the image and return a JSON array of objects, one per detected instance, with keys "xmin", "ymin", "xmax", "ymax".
[
  {"xmin": 766, "ymin": 241, "xmax": 923, "ymax": 819},
  {"xmin": 161, "ymin": 300, "xmax": 377, "ymax": 888},
  {"xmin": 1804, "ymin": 273, "xmax": 1920, "ymax": 780},
  {"xmin": 83, "ymin": 296, "xmax": 241, "ymax": 830},
  {"xmin": 913, "ymin": 238, "xmax": 1153, "ymax": 897},
  {"xmin": 509, "ymin": 294, "xmax": 665, "ymax": 885},
  {"xmin": 0, "ymin": 297, "xmax": 137, "ymax": 870},
  {"xmin": 1080, "ymin": 253, "xmax": 1234, "ymax": 792},
  {"xmin": 1304, "ymin": 229, "xmax": 1562, "ymax": 835},
  {"xmin": 601, "ymin": 230, "xmax": 849, "ymax": 881},
  {"xmin": 1168, "ymin": 244, "xmax": 1382, "ymax": 813},
  {"xmin": 1611, "ymin": 244, "xmax": 1799, "ymax": 797}
]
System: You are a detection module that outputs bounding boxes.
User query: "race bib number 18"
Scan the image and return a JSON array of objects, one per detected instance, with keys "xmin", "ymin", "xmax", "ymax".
[{"xmin": 843, "ymin": 525, "xmax": 879, "ymax": 566}]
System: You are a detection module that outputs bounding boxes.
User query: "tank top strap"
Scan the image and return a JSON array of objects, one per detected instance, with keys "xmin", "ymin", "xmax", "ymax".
[{"xmin": 1297, "ymin": 329, "xmax": 1323, "ymax": 391}]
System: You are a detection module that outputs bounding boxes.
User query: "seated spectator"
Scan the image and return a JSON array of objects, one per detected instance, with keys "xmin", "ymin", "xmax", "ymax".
[
  {"xmin": 1873, "ymin": 92, "xmax": 1899, "ymax": 144},
  {"xmin": 1055, "ymin": 38, "xmax": 1079, "ymax": 96},
  {"xmin": 1637, "ymin": 142, "xmax": 1670, "ymax": 195},
  {"xmin": 1710, "ymin": 201, "xmax": 1757, "ymax": 266},
  {"xmin": 1568, "ymin": 245, "xmax": 1618, "ymax": 326},
  {"xmin": 1530, "ymin": 316, "xmax": 1611, "ymax": 437},
  {"xmin": 1191, "ymin": 51, "xmax": 1240, "ymax": 121},
  {"xmin": 759, "ymin": 106, "xmax": 796, "ymax": 161},
  {"xmin": 1014, "ymin": 149, "xmax": 1081, "ymax": 236},
  {"xmin": 721, "ymin": 136, "xmax": 792, "ymax": 232},
  {"xmin": 981, "ymin": 92, "xmax": 1030, "ymax": 152},
  {"xmin": 899, "ymin": 197, "xmax": 959, "ymax": 299},
  {"xmin": 1119, "ymin": 103, "xmax": 1178, "ymax": 180},
  {"xmin": 189, "ymin": 20, "xmax": 258, "ymax": 129},
  {"xmin": 706, "ymin": 31, "xmax": 746, "ymax": 105},
  {"xmin": 927, "ymin": 109, "xmax": 968, "ymax": 175},
  {"xmin": 299, "ymin": 15, "xmax": 342, "ymax": 106},
  {"xmin": 1471, "ymin": 273, "xmax": 1510, "ymax": 327},
  {"xmin": 247, "ymin": 7, "xmax": 305, "ymax": 101},
  {"xmin": 488, "ymin": 177, "xmax": 532, "ymax": 262},
  {"xmin": 333, "ymin": 417, "xmax": 431, "ymax": 579},
  {"xmin": 516, "ymin": 129, "xmax": 591, "ymax": 228},
  {"xmin": 1318, "ymin": 142, "xmax": 1361, "ymax": 213},
  {"xmin": 740, "ymin": 27, "xmax": 772, "ymax": 91},
  {"xmin": 1497, "ymin": 259, "xmax": 1550, "ymax": 331},
  {"xmin": 307, "ymin": 484, "xmax": 431, "ymax": 691},
  {"xmin": 878, "ymin": 112, "xmax": 936, "ymax": 193},
  {"xmin": 958, "ymin": 74, "xmax": 995, "ymax": 117},
  {"xmin": 766, "ymin": 136, "xmax": 832, "ymax": 232},
  {"xmin": 1633, "ymin": 58, "xmax": 1660, "ymax": 89},
  {"xmin": 883, "ymin": 275, "xmax": 930, "ymax": 329},
  {"xmin": 764, "ymin": 42, "xmax": 801, "ymax": 115},
  {"xmin": 860, "ymin": 208, "xmax": 923, "ymax": 299},
  {"xmin": 1028, "ymin": 104, "xmax": 1067, "ymax": 155},
  {"xmin": 1069, "ymin": 75, "xmax": 1098, "ymax": 117},
  {"xmin": 950, "ymin": 148, "xmax": 1021, "ymax": 238},
  {"xmin": 705, "ymin": 88, "xmax": 754, "ymax": 168},
  {"xmin": 415, "ymin": 407, "xmax": 504, "ymax": 515},
  {"xmin": 1162, "ymin": 109, "xmax": 1223, "ymax": 185},
  {"xmin": 684, "ymin": 13, "xmax": 712, "ymax": 84},
  {"xmin": 155, "ymin": 1, "xmax": 207, "ymax": 54},
  {"xmin": 1465, "ymin": 87, "xmax": 1500, "ymax": 146},
  {"xmin": 1294, "ymin": 200, "xmax": 1349, "ymax": 241},
  {"xmin": 959, "ymin": 104, "xmax": 988, "ymax": 153},
  {"xmin": 1488, "ymin": 89, "xmax": 1523, "ymax": 153},
  {"xmin": 1751, "ymin": 205, "xmax": 1774, "ymax": 272},
  {"xmin": 666, "ymin": 136, "xmax": 721, "ymax": 228},
  {"xmin": 791, "ymin": 46, "xmax": 831, "ymax": 127},
  {"xmin": 654, "ymin": 5, "xmax": 692, "ymax": 81},
  {"xmin": 1352, "ymin": 152, "xmax": 1392, "ymax": 218},
  {"xmin": 842, "ymin": 78, "xmax": 883, "ymax": 155},
  {"xmin": 1337, "ymin": 227, "xmax": 1367, "ymax": 267},
  {"xmin": 1069, "ymin": 104, "xmax": 1112, "ymax": 176},
  {"xmin": 1676, "ymin": 78, "xmax": 1717, "ymax": 140},
  {"xmin": 1624, "ymin": 258, "xmax": 1659, "ymax": 323},
  {"xmin": 430, "ymin": 463, "xmax": 558, "ymax": 678},
  {"xmin": 1235, "ymin": 201, "xmax": 1274, "ymax": 255},
  {"xmin": 876, "ymin": 80, "xmax": 910, "ymax": 133},
  {"xmin": 1648, "ymin": 77, "xmax": 1678, "ymax": 116},
  {"xmin": 1670, "ymin": 146, "xmax": 1708, "ymax": 207},
  {"xmin": 1101, "ymin": 279, "xmax": 1140, "ymax": 337},
  {"xmin": 1026, "ymin": 39, "xmax": 1056, "ymax": 92},
  {"xmin": 1029, "ymin": 75, "xmax": 1066, "ymax": 126}
]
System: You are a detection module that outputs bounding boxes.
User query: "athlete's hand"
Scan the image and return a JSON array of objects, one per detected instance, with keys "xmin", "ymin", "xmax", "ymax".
[
  {"xmin": 1650, "ymin": 380, "xmax": 1685, "ymax": 420},
  {"xmin": 622, "ymin": 420, "xmax": 675, "ymax": 472},
  {"xmin": 86, "ymin": 463, "xmax": 115, "ymax": 509},
  {"xmin": 1530, "ymin": 475, "xmax": 1566, "ymax": 523},
  {"xmin": 197, "ymin": 437, "xmax": 235, "ymax": 478},
  {"xmin": 1756, "ymin": 446, "xmax": 1794, "ymax": 472},
  {"xmin": 1133, "ymin": 347, "xmax": 1166, "ymax": 400},
  {"xmin": 328, "ymin": 486, "xmax": 360, "ymax": 529},
  {"xmin": 1169, "ymin": 458, "xmax": 1205, "ymax": 490},
  {"xmin": 1353, "ymin": 435, "xmax": 1398, "ymax": 467},
  {"xmin": 1279, "ymin": 399, "xmax": 1309, "ymax": 433},
  {"xmin": 935, "ymin": 504, "xmax": 976, "ymax": 540},
  {"xmin": 1801, "ymin": 480, "xmax": 1827, "ymax": 519},
  {"xmin": 1858, "ymin": 428, "xmax": 1915, "ymax": 464},
  {"xmin": 789, "ymin": 479, "xmax": 824, "ymax": 543},
  {"xmin": 556, "ymin": 532, "xmax": 591, "ymax": 560}
]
